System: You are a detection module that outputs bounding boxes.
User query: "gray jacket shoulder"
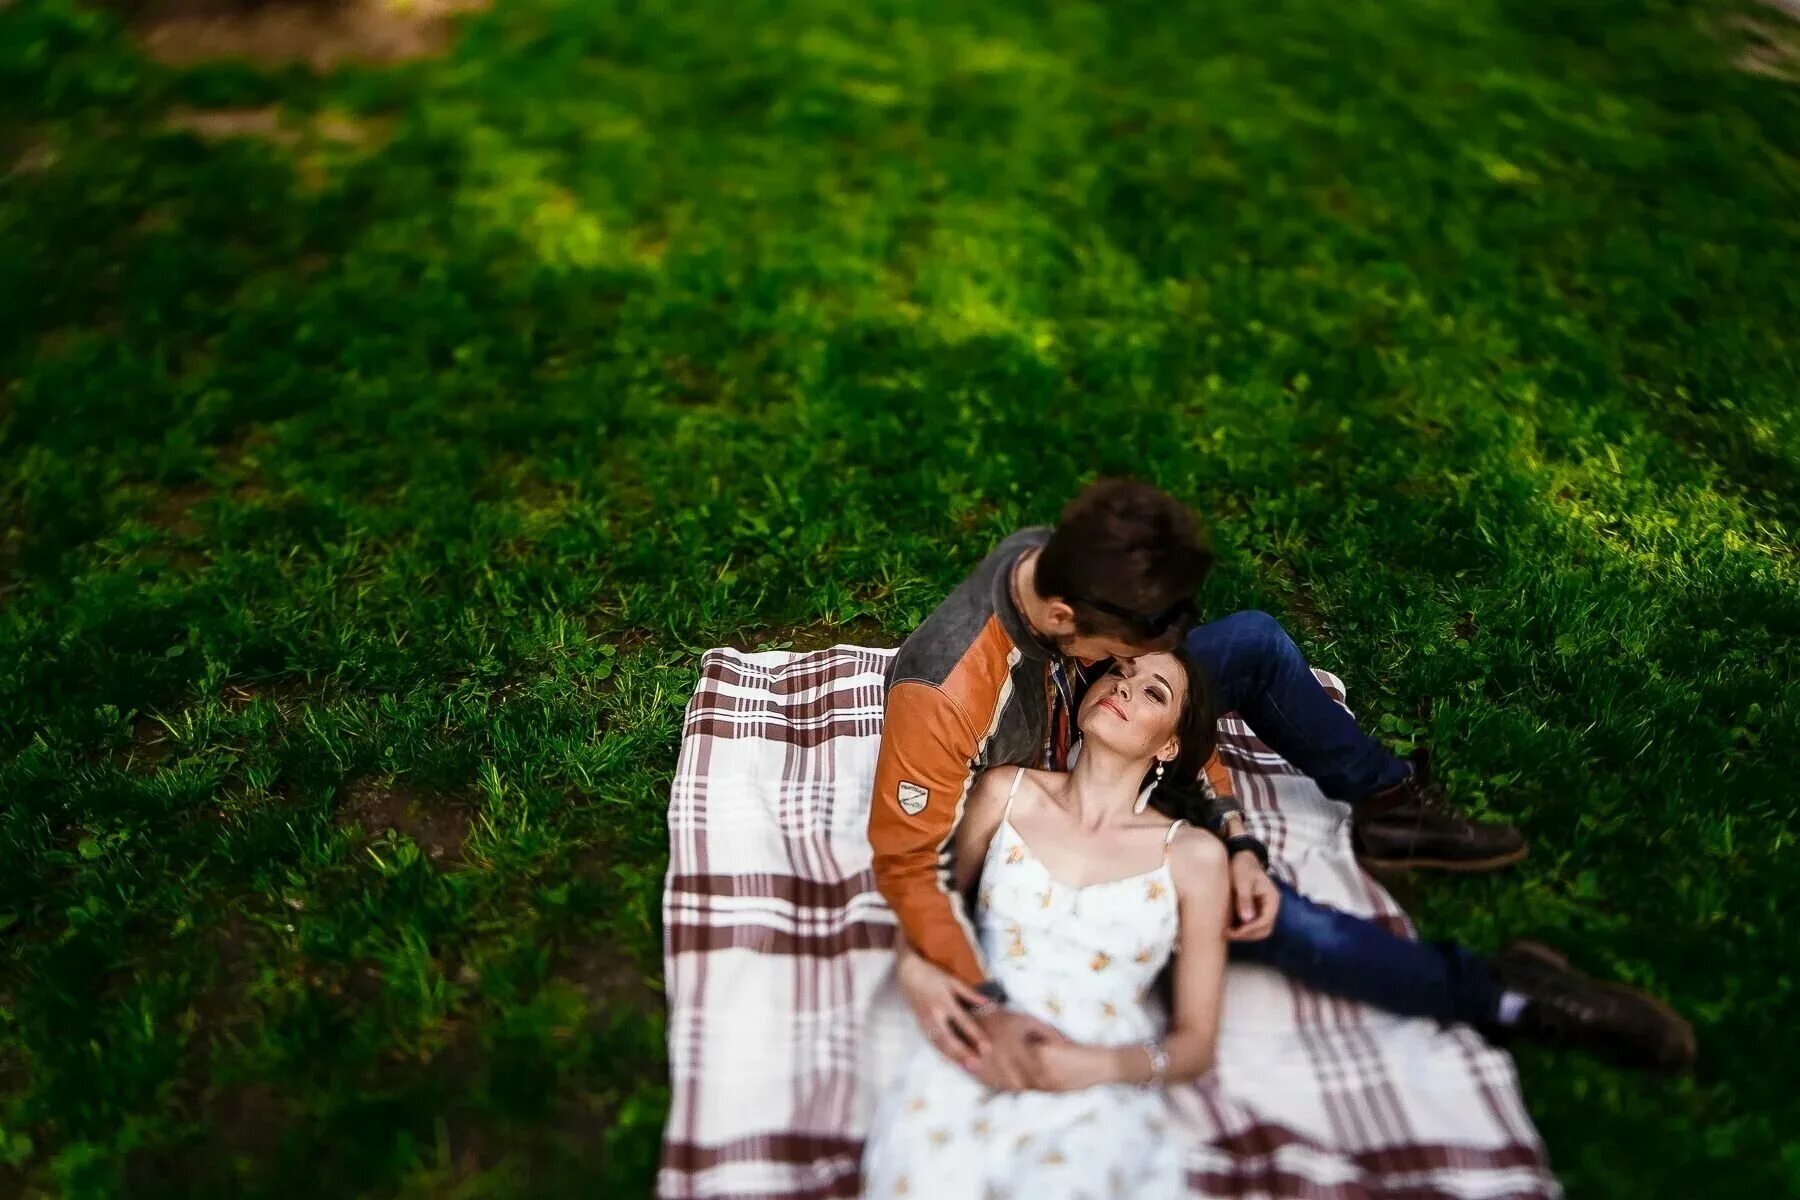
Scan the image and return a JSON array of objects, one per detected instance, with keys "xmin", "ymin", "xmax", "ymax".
[{"xmin": 885, "ymin": 527, "xmax": 1049, "ymax": 691}]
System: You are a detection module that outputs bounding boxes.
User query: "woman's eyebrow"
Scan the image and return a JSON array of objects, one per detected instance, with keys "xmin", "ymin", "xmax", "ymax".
[{"xmin": 1150, "ymin": 672, "xmax": 1173, "ymax": 693}]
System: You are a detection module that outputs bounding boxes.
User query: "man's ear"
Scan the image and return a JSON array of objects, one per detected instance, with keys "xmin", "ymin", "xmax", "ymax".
[{"xmin": 1042, "ymin": 600, "xmax": 1079, "ymax": 636}]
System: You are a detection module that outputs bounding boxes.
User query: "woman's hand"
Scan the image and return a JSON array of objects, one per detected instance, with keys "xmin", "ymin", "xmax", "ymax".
[
  {"xmin": 1225, "ymin": 851, "xmax": 1280, "ymax": 942},
  {"xmin": 893, "ymin": 947, "xmax": 990, "ymax": 1070},
  {"xmin": 1021, "ymin": 1040, "xmax": 1122, "ymax": 1092}
]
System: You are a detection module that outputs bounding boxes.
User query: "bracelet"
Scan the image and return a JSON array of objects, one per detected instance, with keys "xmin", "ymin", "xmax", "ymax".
[
  {"xmin": 1225, "ymin": 833, "xmax": 1270, "ymax": 870},
  {"xmin": 1141, "ymin": 1039, "xmax": 1169, "ymax": 1086}
]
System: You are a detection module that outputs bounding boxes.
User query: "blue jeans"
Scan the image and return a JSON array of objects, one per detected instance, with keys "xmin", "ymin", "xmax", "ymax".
[
  {"xmin": 1231, "ymin": 882, "xmax": 1501, "ymax": 1028},
  {"xmin": 1187, "ymin": 610, "xmax": 1502, "ymax": 1029},
  {"xmin": 1185, "ymin": 609, "xmax": 1408, "ymax": 802}
]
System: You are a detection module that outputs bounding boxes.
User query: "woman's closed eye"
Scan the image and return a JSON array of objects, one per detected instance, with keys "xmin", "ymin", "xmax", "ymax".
[{"xmin": 1109, "ymin": 663, "xmax": 1166, "ymax": 703}]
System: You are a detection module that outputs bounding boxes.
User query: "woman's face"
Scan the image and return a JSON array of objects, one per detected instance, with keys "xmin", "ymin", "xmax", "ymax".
[{"xmin": 1075, "ymin": 650, "xmax": 1187, "ymax": 762}]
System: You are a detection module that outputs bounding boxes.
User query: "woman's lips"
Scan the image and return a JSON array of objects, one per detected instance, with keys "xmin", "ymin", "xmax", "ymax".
[{"xmin": 1099, "ymin": 697, "xmax": 1127, "ymax": 721}]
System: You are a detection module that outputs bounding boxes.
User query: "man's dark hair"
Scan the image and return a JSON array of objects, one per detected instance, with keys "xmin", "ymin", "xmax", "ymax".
[{"xmin": 1035, "ymin": 478, "xmax": 1214, "ymax": 648}]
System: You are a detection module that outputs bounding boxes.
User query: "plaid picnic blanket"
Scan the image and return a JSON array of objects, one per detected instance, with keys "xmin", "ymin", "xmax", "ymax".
[{"xmin": 662, "ymin": 646, "xmax": 1558, "ymax": 1200}]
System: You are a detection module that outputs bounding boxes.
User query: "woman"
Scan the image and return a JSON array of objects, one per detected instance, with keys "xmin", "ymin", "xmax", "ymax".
[{"xmin": 862, "ymin": 647, "xmax": 1230, "ymax": 1200}]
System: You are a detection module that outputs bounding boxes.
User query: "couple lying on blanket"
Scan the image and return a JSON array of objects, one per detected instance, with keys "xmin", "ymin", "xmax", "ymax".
[{"xmin": 860, "ymin": 478, "xmax": 1694, "ymax": 1199}]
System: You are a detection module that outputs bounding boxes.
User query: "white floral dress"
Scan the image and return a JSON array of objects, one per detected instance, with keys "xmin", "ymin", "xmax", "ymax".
[{"xmin": 862, "ymin": 768, "xmax": 1186, "ymax": 1200}]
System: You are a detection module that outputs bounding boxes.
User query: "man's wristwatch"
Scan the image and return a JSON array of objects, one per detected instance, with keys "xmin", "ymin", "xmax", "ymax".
[
  {"xmin": 1225, "ymin": 833, "xmax": 1270, "ymax": 870},
  {"xmin": 966, "ymin": 978, "xmax": 1008, "ymax": 1018}
]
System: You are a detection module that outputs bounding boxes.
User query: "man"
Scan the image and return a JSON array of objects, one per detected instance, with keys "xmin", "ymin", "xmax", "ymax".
[{"xmin": 869, "ymin": 478, "xmax": 1694, "ymax": 1081}]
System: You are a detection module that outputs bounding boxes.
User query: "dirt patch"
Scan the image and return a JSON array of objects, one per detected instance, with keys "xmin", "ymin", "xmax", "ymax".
[
  {"xmin": 187, "ymin": 909, "xmax": 261, "ymax": 1032},
  {"xmin": 217, "ymin": 426, "xmax": 277, "ymax": 463},
  {"xmin": 8, "ymin": 137, "xmax": 58, "ymax": 177},
  {"xmin": 221, "ymin": 676, "xmax": 311, "ymax": 715},
  {"xmin": 122, "ymin": 1075, "xmax": 288, "ymax": 1191},
  {"xmin": 166, "ymin": 106, "xmax": 288, "ymax": 142},
  {"xmin": 427, "ymin": 1034, "xmax": 493, "ymax": 1177},
  {"xmin": 113, "ymin": 712, "xmax": 175, "ymax": 772},
  {"xmin": 1731, "ymin": 2, "xmax": 1800, "ymax": 80},
  {"xmin": 208, "ymin": 1080, "xmax": 289, "ymax": 1160},
  {"xmin": 134, "ymin": 0, "xmax": 490, "ymax": 70},
  {"xmin": 551, "ymin": 845, "xmax": 660, "ymax": 1008},
  {"xmin": 0, "ymin": 524, "xmax": 18, "ymax": 600},
  {"xmin": 661, "ymin": 356, "xmax": 723, "ymax": 406},
  {"xmin": 558, "ymin": 939, "xmax": 657, "ymax": 1011},
  {"xmin": 1256, "ymin": 554, "xmax": 1332, "ymax": 642},
  {"xmin": 134, "ymin": 205, "xmax": 179, "ymax": 236},
  {"xmin": 336, "ymin": 775, "xmax": 474, "ymax": 865},
  {"xmin": 163, "ymin": 106, "xmax": 394, "ymax": 191},
  {"xmin": 216, "ymin": 426, "xmax": 279, "ymax": 503},
  {"xmin": 574, "ymin": 625, "xmax": 657, "ymax": 659},
  {"xmin": 736, "ymin": 616, "xmax": 896, "ymax": 653},
  {"xmin": 144, "ymin": 480, "xmax": 214, "ymax": 539},
  {"xmin": 174, "ymin": 908, "xmax": 266, "ymax": 1116},
  {"xmin": 165, "ymin": 105, "xmax": 388, "ymax": 146},
  {"xmin": 108, "ymin": 680, "xmax": 306, "ymax": 774},
  {"xmin": 313, "ymin": 111, "xmax": 382, "ymax": 144},
  {"xmin": 142, "ymin": 479, "xmax": 212, "ymax": 556}
]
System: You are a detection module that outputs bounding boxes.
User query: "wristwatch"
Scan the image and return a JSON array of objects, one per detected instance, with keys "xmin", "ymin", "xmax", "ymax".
[
  {"xmin": 1225, "ymin": 833, "xmax": 1270, "ymax": 870},
  {"xmin": 966, "ymin": 978, "xmax": 1008, "ymax": 1017}
]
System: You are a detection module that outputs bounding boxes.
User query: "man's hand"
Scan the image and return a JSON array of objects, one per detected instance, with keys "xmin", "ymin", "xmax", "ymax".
[
  {"xmin": 893, "ymin": 947, "xmax": 990, "ymax": 1070},
  {"xmin": 1225, "ymin": 851, "xmax": 1280, "ymax": 942},
  {"xmin": 970, "ymin": 1008, "xmax": 1069, "ymax": 1091}
]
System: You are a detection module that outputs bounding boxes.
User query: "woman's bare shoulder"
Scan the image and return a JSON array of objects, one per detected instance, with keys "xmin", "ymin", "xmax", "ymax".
[
  {"xmin": 968, "ymin": 764, "xmax": 1031, "ymax": 814},
  {"xmin": 1166, "ymin": 824, "xmax": 1228, "ymax": 892},
  {"xmin": 974, "ymin": 764, "xmax": 1059, "ymax": 804}
]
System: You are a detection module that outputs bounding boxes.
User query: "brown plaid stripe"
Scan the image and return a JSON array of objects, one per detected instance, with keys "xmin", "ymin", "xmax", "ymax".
[{"xmin": 662, "ymin": 647, "xmax": 1558, "ymax": 1199}]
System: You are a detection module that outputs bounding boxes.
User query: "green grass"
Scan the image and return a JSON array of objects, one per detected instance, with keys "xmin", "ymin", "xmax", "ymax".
[{"xmin": 2, "ymin": 0, "xmax": 1797, "ymax": 1194}]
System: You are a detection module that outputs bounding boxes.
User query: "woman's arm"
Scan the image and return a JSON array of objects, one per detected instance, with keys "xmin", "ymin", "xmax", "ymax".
[
  {"xmin": 950, "ymin": 766, "xmax": 1017, "ymax": 895},
  {"xmin": 1121, "ymin": 829, "xmax": 1230, "ymax": 1083}
]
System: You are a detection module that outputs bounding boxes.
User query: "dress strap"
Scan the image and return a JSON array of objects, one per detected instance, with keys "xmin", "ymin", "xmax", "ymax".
[
  {"xmin": 1003, "ymin": 765, "xmax": 1027, "ymax": 823},
  {"xmin": 1162, "ymin": 818, "xmax": 1189, "ymax": 851}
]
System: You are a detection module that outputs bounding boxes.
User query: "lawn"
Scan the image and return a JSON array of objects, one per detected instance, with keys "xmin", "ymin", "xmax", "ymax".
[{"xmin": 1, "ymin": 0, "xmax": 1797, "ymax": 1195}]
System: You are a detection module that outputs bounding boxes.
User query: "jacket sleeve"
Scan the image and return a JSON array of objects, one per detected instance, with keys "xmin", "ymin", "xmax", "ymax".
[
  {"xmin": 868, "ymin": 679, "xmax": 986, "ymax": 987},
  {"xmin": 1197, "ymin": 745, "xmax": 1242, "ymax": 834}
]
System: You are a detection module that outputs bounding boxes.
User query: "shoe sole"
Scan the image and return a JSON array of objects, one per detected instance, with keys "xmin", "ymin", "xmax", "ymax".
[
  {"xmin": 1503, "ymin": 939, "xmax": 1569, "ymax": 971},
  {"xmin": 1503, "ymin": 940, "xmax": 1699, "ymax": 1073},
  {"xmin": 1357, "ymin": 844, "xmax": 1530, "ymax": 873}
]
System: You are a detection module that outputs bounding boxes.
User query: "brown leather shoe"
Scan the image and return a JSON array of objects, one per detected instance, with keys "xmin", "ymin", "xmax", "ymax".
[
  {"xmin": 1353, "ymin": 748, "xmax": 1527, "ymax": 871},
  {"xmin": 1493, "ymin": 940, "xmax": 1697, "ymax": 1073}
]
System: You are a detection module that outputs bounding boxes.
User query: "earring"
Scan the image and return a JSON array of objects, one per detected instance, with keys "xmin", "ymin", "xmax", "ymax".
[{"xmin": 1134, "ymin": 762, "xmax": 1166, "ymax": 815}]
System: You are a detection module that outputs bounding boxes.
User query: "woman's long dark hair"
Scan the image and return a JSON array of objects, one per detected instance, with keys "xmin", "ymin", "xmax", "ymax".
[
  {"xmin": 1126, "ymin": 641, "xmax": 1223, "ymax": 1016},
  {"xmin": 1136, "ymin": 642, "xmax": 1222, "ymax": 825}
]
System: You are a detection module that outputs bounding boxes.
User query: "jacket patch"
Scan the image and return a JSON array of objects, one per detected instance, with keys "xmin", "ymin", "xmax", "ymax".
[{"xmin": 896, "ymin": 781, "xmax": 929, "ymax": 816}]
